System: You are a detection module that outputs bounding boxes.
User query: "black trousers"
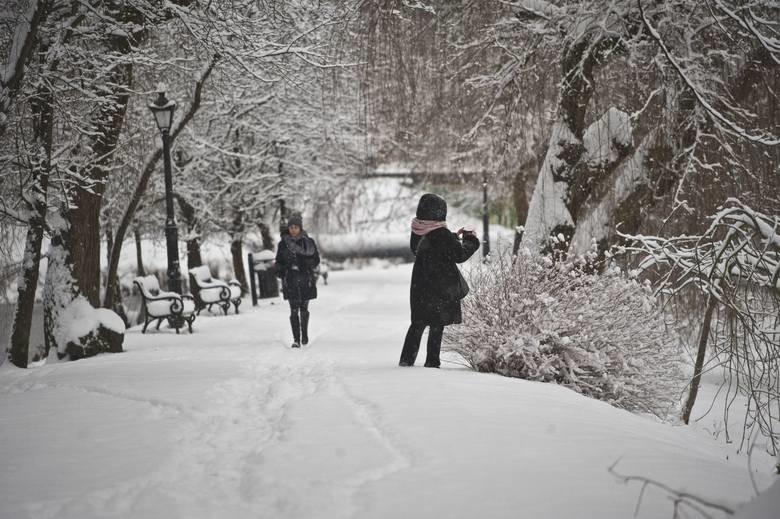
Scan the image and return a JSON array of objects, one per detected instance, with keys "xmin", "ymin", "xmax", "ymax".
[
  {"xmin": 399, "ymin": 321, "xmax": 444, "ymax": 367},
  {"xmin": 289, "ymin": 300, "xmax": 309, "ymax": 314},
  {"xmin": 289, "ymin": 301, "xmax": 310, "ymax": 343}
]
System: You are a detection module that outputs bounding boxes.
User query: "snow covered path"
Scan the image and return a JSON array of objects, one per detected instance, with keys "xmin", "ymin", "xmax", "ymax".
[{"xmin": 0, "ymin": 264, "xmax": 774, "ymax": 519}]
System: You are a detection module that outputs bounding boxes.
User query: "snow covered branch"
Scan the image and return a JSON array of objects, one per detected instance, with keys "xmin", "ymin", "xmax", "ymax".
[
  {"xmin": 639, "ymin": 0, "xmax": 780, "ymax": 146},
  {"xmin": 619, "ymin": 199, "xmax": 780, "ymax": 453},
  {"xmin": 0, "ymin": 0, "xmax": 45, "ymax": 137}
]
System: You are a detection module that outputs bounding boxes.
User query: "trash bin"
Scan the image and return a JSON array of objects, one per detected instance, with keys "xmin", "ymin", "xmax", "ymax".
[{"xmin": 248, "ymin": 250, "xmax": 279, "ymax": 305}]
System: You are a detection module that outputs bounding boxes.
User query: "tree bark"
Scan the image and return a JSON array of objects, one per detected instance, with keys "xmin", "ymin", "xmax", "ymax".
[
  {"xmin": 568, "ymin": 129, "xmax": 664, "ymax": 255},
  {"xmin": 9, "ymin": 219, "xmax": 45, "ymax": 368},
  {"xmin": 230, "ymin": 239, "xmax": 248, "ymax": 295},
  {"xmin": 8, "ymin": 75, "xmax": 53, "ymax": 367},
  {"xmin": 230, "ymin": 210, "xmax": 248, "ymax": 294},
  {"xmin": 134, "ymin": 227, "xmax": 145, "ymax": 276},
  {"xmin": 257, "ymin": 221, "xmax": 275, "ymax": 250},
  {"xmin": 511, "ymin": 161, "xmax": 532, "ymax": 255},
  {"xmin": 44, "ymin": 21, "xmax": 134, "ymax": 357},
  {"xmin": 512, "ymin": 164, "xmax": 531, "ymax": 228},
  {"xmin": 63, "ymin": 189, "xmax": 105, "ymax": 306},
  {"xmin": 175, "ymin": 194, "xmax": 202, "ymax": 270},
  {"xmin": 43, "ymin": 232, "xmax": 75, "ymax": 358},
  {"xmin": 568, "ymin": 49, "xmax": 775, "ymax": 256},
  {"xmin": 105, "ymin": 226, "xmax": 128, "ymax": 326},
  {"xmin": 523, "ymin": 37, "xmax": 602, "ymax": 248},
  {"xmin": 186, "ymin": 237, "xmax": 203, "ymax": 271}
]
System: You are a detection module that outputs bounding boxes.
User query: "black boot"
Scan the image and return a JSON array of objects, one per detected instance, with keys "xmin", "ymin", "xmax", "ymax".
[
  {"xmin": 399, "ymin": 322, "xmax": 425, "ymax": 366},
  {"xmin": 290, "ymin": 311, "xmax": 301, "ymax": 348},
  {"xmin": 424, "ymin": 325, "xmax": 444, "ymax": 368},
  {"xmin": 300, "ymin": 309, "xmax": 310, "ymax": 345}
]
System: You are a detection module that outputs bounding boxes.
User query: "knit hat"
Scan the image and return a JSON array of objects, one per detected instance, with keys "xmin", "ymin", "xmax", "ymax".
[
  {"xmin": 415, "ymin": 193, "xmax": 447, "ymax": 221},
  {"xmin": 287, "ymin": 212, "xmax": 303, "ymax": 230}
]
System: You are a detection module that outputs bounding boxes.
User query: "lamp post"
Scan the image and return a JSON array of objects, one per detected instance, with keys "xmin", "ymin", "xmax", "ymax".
[
  {"xmin": 148, "ymin": 89, "xmax": 182, "ymax": 294},
  {"xmin": 482, "ymin": 173, "xmax": 490, "ymax": 258},
  {"xmin": 274, "ymin": 140, "xmax": 289, "ymax": 232}
]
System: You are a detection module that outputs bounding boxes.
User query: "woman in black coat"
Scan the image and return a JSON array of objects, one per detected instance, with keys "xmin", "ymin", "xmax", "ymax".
[
  {"xmin": 399, "ymin": 193, "xmax": 480, "ymax": 367},
  {"xmin": 275, "ymin": 213, "xmax": 320, "ymax": 348}
]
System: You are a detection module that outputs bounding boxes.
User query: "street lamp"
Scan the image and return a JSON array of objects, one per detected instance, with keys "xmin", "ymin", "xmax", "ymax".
[
  {"xmin": 482, "ymin": 173, "xmax": 490, "ymax": 258},
  {"xmin": 273, "ymin": 140, "xmax": 290, "ymax": 233},
  {"xmin": 148, "ymin": 88, "xmax": 182, "ymax": 295}
]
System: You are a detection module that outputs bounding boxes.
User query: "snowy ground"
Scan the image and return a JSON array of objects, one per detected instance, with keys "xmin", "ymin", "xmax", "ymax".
[{"xmin": 0, "ymin": 264, "xmax": 776, "ymax": 519}]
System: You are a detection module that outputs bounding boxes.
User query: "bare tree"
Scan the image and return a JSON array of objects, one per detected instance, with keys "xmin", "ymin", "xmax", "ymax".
[{"xmin": 622, "ymin": 199, "xmax": 780, "ymax": 454}]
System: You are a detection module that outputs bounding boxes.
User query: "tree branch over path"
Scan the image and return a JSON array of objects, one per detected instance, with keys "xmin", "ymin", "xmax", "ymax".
[
  {"xmin": 0, "ymin": 0, "xmax": 47, "ymax": 138},
  {"xmin": 103, "ymin": 53, "xmax": 218, "ymax": 309},
  {"xmin": 639, "ymin": 0, "xmax": 779, "ymax": 146}
]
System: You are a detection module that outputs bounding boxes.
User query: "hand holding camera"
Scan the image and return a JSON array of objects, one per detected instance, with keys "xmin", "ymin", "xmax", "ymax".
[{"xmin": 457, "ymin": 227, "xmax": 477, "ymax": 238}]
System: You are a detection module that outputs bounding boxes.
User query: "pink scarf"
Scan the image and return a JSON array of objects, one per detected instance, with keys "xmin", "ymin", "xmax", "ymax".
[{"xmin": 411, "ymin": 217, "xmax": 447, "ymax": 236}]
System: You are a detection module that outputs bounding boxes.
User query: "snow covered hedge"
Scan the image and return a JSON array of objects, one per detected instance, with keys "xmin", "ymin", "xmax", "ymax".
[{"xmin": 445, "ymin": 250, "xmax": 684, "ymax": 417}]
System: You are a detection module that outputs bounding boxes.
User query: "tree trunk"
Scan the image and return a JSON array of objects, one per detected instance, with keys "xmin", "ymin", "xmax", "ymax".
[
  {"xmin": 45, "ymin": 44, "xmax": 133, "ymax": 357},
  {"xmin": 43, "ymin": 230, "xmax": 76, "ymax": 358},
  {"xmin": 63, "ymin": 192, "xmax": 104, "ymax": 306},
  {"xmin": 682, "ymin": 295, "xmax": 717, "ymax": 424},
  {"xmin": 564, "ymin": 49, "xmax": 775, "ymax": 257},
  {"xmin": 9, "ymin": 220, "xmax": 45, "ymax": 368},
  {"xmin": 230, "ymin": 209, "xmax": 248, "ymax": 294},
  {"xmin": 105, "ymin": 227, "xmax": 128, "ymax": 326},
  {"xmin": 175, "ymin": 194, "xmax": 202, "ymax": 270},
  {"xmin": 230, "ymin": 239, "xmax": 248, "ymax": 295},
  {"xmin": 523, "ymin": 37, "xmax": 599, "ymax": 248},
  {"xmin": 133, "ymin": 227, "xmax": 147, "ymax": 326},
  {"xmin": 569, "ymin": 129, "xmax": 663, "ymax": 255},
  {"xmin": 257, "ymin": 221, "xmax": 275, "ymax": 250},
  {"xmin": 186, "ymin": 238, "xmax": 203, "ymax": 270},
  {"xmin": 513, "ymin": 165, "xmax": 530, "ymax": 227},
  {"xmin": 103, "ymin": 147, "xmax": 162, "ymax": 310},
  {"xmin": 134, "ymin": 227, "xmax": 145, "ymax": 276},
  {"xmin": 44, "ymin": 193, "xmax": 107, "ymax": 357},
  {"xmin": 512, "ymin": 162, "xmax": 531, "ymax": 255},
  {"xmin": 9, "ymin": 76, "xmax": 53, "ymax": 367}
]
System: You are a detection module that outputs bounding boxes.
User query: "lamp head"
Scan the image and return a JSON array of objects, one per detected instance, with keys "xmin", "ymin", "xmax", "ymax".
[{"xmin": 148, "ymin": 88, "xmax": 176, "ymax": 133}]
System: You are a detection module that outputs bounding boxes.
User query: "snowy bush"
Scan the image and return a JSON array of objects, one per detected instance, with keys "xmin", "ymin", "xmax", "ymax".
[{"xmin": 445, "ymin": 250, "xmax": 684, "ymax": 417}]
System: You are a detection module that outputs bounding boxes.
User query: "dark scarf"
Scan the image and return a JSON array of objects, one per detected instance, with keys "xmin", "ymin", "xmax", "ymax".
[{"xmin": 282, "ymin": 232, "xmax": 317, "ymax": 257}]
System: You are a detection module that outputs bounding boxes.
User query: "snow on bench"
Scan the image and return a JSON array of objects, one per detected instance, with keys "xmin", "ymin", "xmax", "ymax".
[
  {"xmin": 133, "ymin": 275, "xmax": 196, "ymax": 334},
  {"xmin": 188, "ymin": 265, "xmax": 242, "ymax": 315}
]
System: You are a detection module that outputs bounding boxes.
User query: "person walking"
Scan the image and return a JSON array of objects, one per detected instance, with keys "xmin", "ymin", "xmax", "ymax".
[
  {"xmin": 275, "ymin": 212, "xmax": 320, "ymax": 348},
  {"xmin": 399, "ymin": 193, "xmax": 479, "ymax": 368}
]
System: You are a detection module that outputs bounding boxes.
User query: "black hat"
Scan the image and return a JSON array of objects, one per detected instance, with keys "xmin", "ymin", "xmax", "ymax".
[
  {"xmin": 287, "ymin": 212, "xmax": 303, "ymax": 230},
  {"xmin": 416, "ymin": 193, "xmax": 447, "ymax": 221}
]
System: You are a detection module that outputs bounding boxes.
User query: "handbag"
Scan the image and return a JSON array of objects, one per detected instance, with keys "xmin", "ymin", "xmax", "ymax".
[
  {"xmin": 420, "ymin": 234, "xmax": 470, "ymax": 300},
  {"xmin": 454, "ymin": 267, "xmax": 470, "ymax": 300}
]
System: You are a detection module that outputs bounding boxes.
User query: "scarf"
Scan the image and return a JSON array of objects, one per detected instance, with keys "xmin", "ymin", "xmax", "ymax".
[
  {"xmin": 411, "ymin": 217, "xmax": 447, "ymax": 236},
  {"xmin": 283, "ymin": 233, "xmax": 317, "ymax": 257}
]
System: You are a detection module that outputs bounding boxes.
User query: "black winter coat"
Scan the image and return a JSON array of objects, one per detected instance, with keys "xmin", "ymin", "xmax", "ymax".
[
  {"xmin": 409, "ymin": 228, "xmax": 480, "ymax": 325},
  {"xmin": 275, "ymin": 232, "xmax": 320, "ymax": 304}
]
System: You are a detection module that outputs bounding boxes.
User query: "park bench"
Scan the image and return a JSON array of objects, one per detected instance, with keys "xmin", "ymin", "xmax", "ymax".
[
  {"xmin": 188, "ymin": 265, "xmax": 242, "ymax": 315},
  {"xmin": 133, "ymin": 275, "xmax": 196, "ymax": 334}
]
